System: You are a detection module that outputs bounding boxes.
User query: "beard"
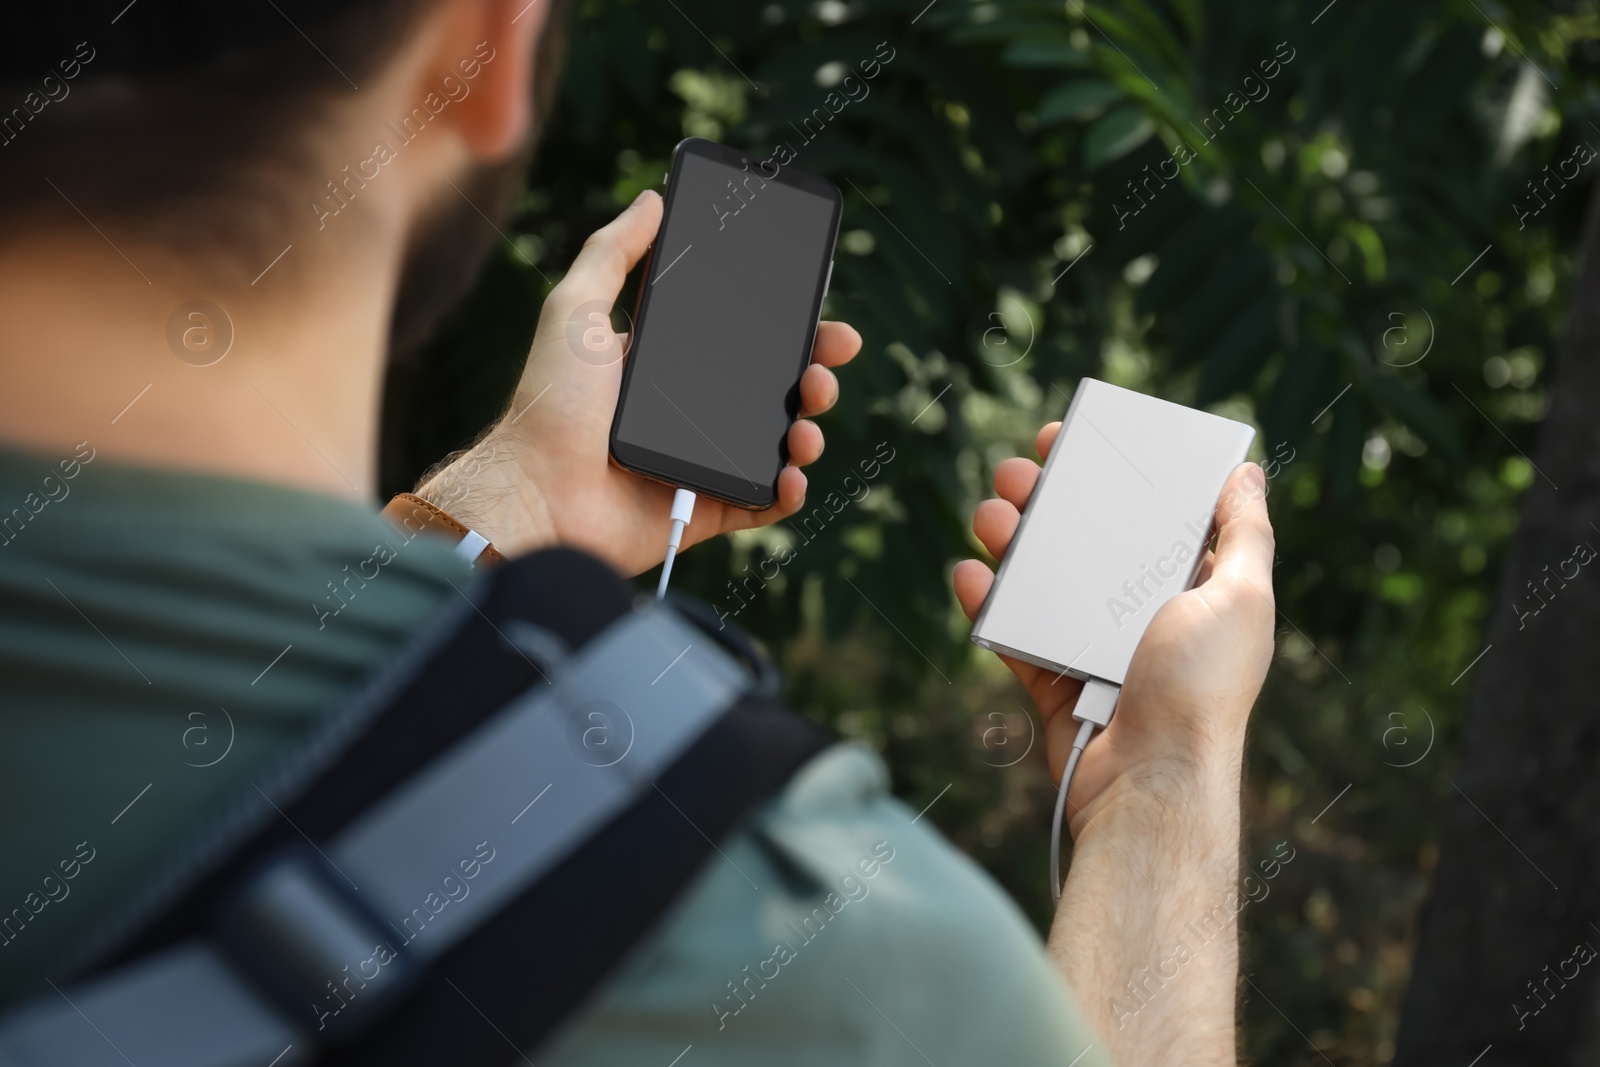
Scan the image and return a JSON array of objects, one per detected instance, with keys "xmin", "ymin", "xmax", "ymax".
[
  {"xmin": 384, "ymin": 144, "xmax": 531, "ymax": 366},
  {"xmin": 375, "ymin": 141, "xmax": 542, "ymax": 499}
]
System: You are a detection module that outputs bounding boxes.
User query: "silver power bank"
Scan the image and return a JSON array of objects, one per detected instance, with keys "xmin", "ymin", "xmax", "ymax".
[{"xmin": 970, "ymin": 379, "xmax": 1256, "ymax": 685}]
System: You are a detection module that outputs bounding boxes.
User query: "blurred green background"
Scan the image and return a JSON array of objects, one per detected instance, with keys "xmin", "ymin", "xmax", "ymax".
[{"xmin": 381, "ymin": 0, "xmax": 1599, "ymax": 1061}]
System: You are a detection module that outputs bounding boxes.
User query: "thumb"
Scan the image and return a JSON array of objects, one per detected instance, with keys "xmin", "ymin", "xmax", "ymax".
[
  {"xmin": 551, "ymin": 189, "xmax": 663, "ymax": 310},
  {"xmin": 1209, "ymin": 462, "xmax": 1275, "ymax": 594}
]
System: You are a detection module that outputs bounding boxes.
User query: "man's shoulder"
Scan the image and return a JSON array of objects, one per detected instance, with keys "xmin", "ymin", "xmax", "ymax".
[{"xmin": 537, "ymin": 742, "xmax": 1112, "ymax": 1067}]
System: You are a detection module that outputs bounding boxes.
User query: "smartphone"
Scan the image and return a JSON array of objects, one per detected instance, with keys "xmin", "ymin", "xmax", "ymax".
[
  {"xmin": 970, "ymin": 379, "xmax": 1256, "ymax": 684},
  {"xmin": 609, "ymin": 137, "xmax": 843, "ymax": 509}
]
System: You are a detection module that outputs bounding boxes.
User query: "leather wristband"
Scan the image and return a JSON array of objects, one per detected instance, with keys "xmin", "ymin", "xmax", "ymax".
[{"xmin": 380, "ymin": 492, "xmax": 507, "ymax": 568}]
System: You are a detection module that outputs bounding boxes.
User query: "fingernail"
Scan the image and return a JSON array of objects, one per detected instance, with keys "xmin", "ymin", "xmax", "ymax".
[
  {"xmin": 631, "ymin": 189, "xmax": 655, "ymax": 207},
  {"xmin": 1242, "ymin": 463, "xmax": 1265, "ymax": 493}
]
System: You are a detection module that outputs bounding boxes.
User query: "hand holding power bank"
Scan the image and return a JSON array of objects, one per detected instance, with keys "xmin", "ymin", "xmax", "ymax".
[
  {"xmin": 969, "ymin": 379, "xmax": 1255, "ymax": 900},
  {"xmin": 970, "ymin": 379, "xmax": 1256, "ymax": 687}
]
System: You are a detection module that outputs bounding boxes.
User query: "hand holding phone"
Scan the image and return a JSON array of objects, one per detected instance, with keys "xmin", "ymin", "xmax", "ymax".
[{"xmin": 410, "ymin": 173, "xmax": 860, "ymax": 575}]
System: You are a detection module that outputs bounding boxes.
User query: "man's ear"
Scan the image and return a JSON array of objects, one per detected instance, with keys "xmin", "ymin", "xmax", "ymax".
[{"xmin": 418, "ymin": 0, "xmax": 551, "ymax": 163}]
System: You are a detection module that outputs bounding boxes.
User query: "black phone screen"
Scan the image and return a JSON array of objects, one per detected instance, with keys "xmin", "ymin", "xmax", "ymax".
[{"xmin": 610, "ymin": 140, "xmax": 841, "ymax": 508}]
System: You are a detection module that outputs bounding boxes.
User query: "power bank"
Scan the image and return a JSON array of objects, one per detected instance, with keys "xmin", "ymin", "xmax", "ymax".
[{"xmin": 970, "ymin": 379, "xmax": 1256, "ymax": 685}]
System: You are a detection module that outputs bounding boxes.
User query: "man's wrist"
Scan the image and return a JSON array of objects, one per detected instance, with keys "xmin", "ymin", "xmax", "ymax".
[
  {"xmin": 411, "ymin": 422, "xmax": 555, "ymax": 559},
  {"xmin": 1070, "ymin": 742, "xmax": 1244, "ymax": 842}
]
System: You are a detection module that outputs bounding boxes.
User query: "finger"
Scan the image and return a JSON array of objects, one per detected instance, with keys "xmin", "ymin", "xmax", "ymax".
[
  {"xmin": 812, "ymin": 321, "xmax": 862, "ymax": 368},
  {"xmin": 1036, "ymin": 421, "xmax": 1062, "ymax": 460},
  {"xmin": 954, "ymin": 560, "xmax": 1046, "ymax": 692},
  {"xmin": 1193, "ymin": 549, "xmax": 1216, "ymax": 586},
  {"xmin": 972, "ymin": 498, "xmax": 1021, "ymax": 560},
  {"xmin": 774, "ymin": 464, "xmax": 808, "ymax": 514},
  {"xmin": 1209, "ymin": 463, "xmax": 1274, "ymax": 591},
  {"xmin": 706, "ymin": 463, "xmax": 809, "ymax": 538},
  {"xmin": 787, "ymin": 419, "xmax": 824, "ymax": 467},
  {"xmin": 952, "ymin": 558, "xmax": 994, "ymax": 620},
  {"xmin": 798, "ymin": 364, "xmax": 839, "ymax": 417},
  {"xmin": 993, "ymin": 457, "xmax": 1041, "ymax": 511},
  {"xmin": 552, "ymin": 190, "xmax": 663, "ymax": 305}
]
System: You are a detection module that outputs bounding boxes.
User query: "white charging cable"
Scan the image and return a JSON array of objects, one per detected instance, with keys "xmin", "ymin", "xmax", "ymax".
[
  {"xmin": 656, "ymin": 487, "xmax": 698, "ymax": 599},
  {"xmin": 1050, "ymin": 677, "xmax": 1121, "ymax": 904}
]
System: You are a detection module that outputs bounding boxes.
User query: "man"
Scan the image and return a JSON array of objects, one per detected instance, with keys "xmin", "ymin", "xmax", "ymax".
[{"xmin": 0, "ymin": 2, "xmax": 1275, "ymax": 1064}]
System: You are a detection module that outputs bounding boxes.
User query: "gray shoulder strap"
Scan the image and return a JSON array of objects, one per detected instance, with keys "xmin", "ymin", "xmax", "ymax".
[{"xmin": 0, "ymin": 604, "xmax": 746, "ymax": 1067}]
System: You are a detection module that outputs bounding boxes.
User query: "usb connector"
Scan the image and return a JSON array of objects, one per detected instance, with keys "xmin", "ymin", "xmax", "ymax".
[{"xmin": 1050, "ymin": 677, "xmax": 1121, "ymax": 903}]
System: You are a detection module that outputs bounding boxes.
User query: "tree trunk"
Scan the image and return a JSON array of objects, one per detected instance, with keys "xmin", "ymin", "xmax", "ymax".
[{"xmin": 1395, "ymin": 190, "xmax": 1600, "ymax": 1062}]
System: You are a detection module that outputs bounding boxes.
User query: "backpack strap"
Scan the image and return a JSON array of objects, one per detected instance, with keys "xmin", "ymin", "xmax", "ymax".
[
  {"xmin": 0, "ymin": 549, "xmax": 829, "ymax": 1067},
  {"xmin": 341, "ymin": 692, "xmax": 825, "ymax": 1066}
]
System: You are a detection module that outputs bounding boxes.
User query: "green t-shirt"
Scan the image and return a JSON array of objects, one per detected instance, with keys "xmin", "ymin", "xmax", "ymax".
[{"xmin": 0, "ymin": 447, "xmax": 1110, "ymax": 1066}]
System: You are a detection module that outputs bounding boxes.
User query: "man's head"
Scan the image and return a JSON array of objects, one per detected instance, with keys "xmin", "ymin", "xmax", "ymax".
[{"xmin": 3, "ymin": 0, "xmax": 568, "ymax": 354}]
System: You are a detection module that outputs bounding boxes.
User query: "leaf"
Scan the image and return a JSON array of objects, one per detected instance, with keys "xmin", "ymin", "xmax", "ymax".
[
  {"xmin": 1139, "ymin": 203, "xmax": 1252, "ymax": 314},
  {"xmin": 1037, "ymin": 80, "xmax": 1126, "ymax": 125},
  {"xmin": 1262, "ymin": 344, "xmax": 1335, "ymax": 443},
  {"xmin": 1342, "ymin": 219, "xmax": 1387, "ymax": 284},
  {"xmin": 1085, "ymin": 1, "xmax": 1190, "ymax": 74},
  {"xmin": 1326, "ymin": 389, "xmax": 1366, "ymax": 500},
  {"xmin": 1166, "ymin": 0, "xmax": 1203, "ymax": 38},
  {"xmin": 1195, "ymin": 291, "xmax": 1279, "ymax": 405},
  {"xmin": 1001, "ymin": 37, "xmax": 1092, "ymax": 68},
  {"xmin": 1083, "ymin": 105, "xmax": 1155, "ymax": 169},
  {"xmin": 1362, "ymin": 372, "xmax": 1467, "ymax": 468},
  {"xmin": 1169, "ymin": 248, "xmax": 1272, "ymax": 368}
]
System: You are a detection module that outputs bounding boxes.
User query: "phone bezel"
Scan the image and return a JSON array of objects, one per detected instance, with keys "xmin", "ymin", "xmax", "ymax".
[{"xmin": 608, "ymin": 136, "xmax": 843, "ymax": 510}]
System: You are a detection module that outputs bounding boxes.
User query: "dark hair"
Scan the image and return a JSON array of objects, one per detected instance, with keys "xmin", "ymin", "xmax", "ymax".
[{"xmin": 1, "ymin": 1, "xmax": 569, "ymax": 265}]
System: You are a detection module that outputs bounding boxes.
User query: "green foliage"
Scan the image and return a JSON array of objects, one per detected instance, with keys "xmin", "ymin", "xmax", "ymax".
[{"xmin": 383, "ymin": 0, "xmax": 1600, "ymax": 1060}]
